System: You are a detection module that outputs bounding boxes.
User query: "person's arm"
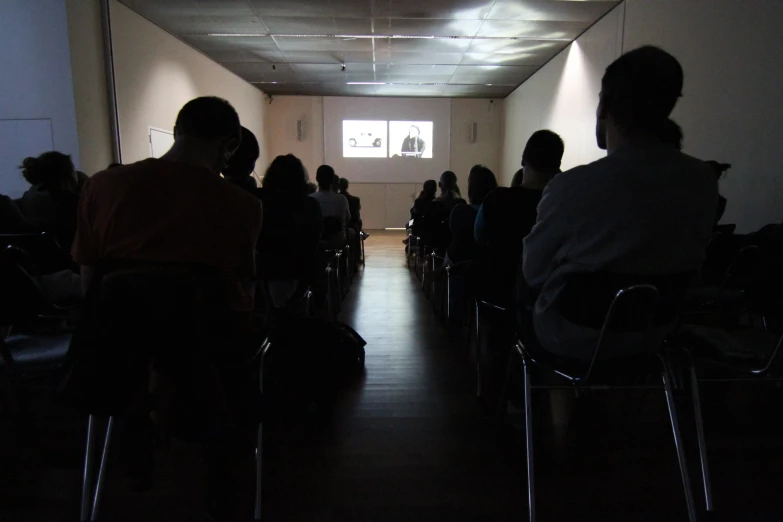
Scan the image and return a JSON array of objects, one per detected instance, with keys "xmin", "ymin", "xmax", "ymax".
[
  {"xmin": 522, "ymin": 182, "xmax": 569, "ymax": 289},
  {"xmin": 343, "ymin": 195, "xmax": 351, "ymax": 223}
]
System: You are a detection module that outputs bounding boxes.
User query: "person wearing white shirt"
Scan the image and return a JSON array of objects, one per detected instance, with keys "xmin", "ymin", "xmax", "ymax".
[
  {"xmin": 310, "ymin": 164, "xmax": 350, "ymax": 247},
  {"xmin": 523, "ymin": 46, "xmax": 718, "ymax": 360}
]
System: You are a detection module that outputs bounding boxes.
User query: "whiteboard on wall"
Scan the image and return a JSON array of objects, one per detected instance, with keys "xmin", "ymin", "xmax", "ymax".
[
  {"xmin": 0, "ymin": 119, "xmax": 54, "ymax": 199},
  {"xmin": 149, "ymin": 127, "xmax": 174, "ymax": 158}
]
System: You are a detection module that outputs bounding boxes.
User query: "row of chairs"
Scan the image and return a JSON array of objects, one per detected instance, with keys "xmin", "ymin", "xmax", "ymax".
[
  {"xmin": 0, "ymin": 229, "xmax": 368, "ymax": 521},
  {"xmin": 404, "ymin": 228, "xmax": 783, "ymax": 522}
]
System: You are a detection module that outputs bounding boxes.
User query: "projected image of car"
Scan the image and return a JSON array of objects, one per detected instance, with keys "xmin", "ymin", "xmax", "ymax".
[{"xmin": 348, "ymin": 132, "xmax": 382, "ymax": 148}]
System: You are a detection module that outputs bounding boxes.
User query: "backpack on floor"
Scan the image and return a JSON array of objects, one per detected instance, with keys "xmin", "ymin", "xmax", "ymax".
[{"xmin": 263, "ymin": 317, "xmax": 366, "ymax": 415}]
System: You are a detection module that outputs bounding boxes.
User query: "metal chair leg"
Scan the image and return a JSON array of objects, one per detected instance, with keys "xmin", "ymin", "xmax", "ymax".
[
  {"xmin": 690, "ymin": 364, "xmax": 713, "ymax": 513},
  {"xmin": 254, "ymin": 424, "xmax": 263, "ymax": 521},
  {"xmin": 325, "ymin": 266, "xmax": 334, "ymax": 320},
  {"xmin": 90, "ymin": 416, "xmax": 114, "ymax": 521},
  {"xmin": 523, "ymin": 358, "xmax": 536, "ymax": 522},
  {"xmin": 475, "ymin": 300, "xmax": 482, "ymax": 398},
  {"xmin": 662, "ymin": 362, "xmax": 698, "ymax": 522},
  {"xmin": 80, "ymin": 415, "xmax": 98, "ymax": 522},
  {"xmin": 446, "ymin": 270, "xmax": 452, "ymax": 321}
]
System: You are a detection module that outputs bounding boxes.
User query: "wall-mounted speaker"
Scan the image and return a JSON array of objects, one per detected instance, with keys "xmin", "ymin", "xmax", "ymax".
[
  {"xmin": 469, "ymin": 121, "xmax": 478, "ymax": 143},
  {"xmin": 296, "ymin": 120, "xmax": 304, "ymax": 141}
]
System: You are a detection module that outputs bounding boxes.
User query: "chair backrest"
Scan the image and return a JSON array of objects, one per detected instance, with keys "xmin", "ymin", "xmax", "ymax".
[
  {"xmin": 0, "ymin": 232, "xmax": 74, "ymax": 273},
  {"xmin": 62, "ymin": 260, "xmax": 232, "ymax": 416},
  {"xmin": 322, "ymin": 216, "xmax": 343, "ymax": 238},
  {"xmin": 559, "ymin": 271, "xmax": 695, "ymax": 330},
  {"xmin": 0, "ymin": 245, "xmax": 47, "ymax": 327}
]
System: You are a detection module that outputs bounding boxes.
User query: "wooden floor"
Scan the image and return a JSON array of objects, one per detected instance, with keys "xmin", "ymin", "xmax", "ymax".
[{"xmin": 3, "ymin": 229, "xmax": 783, "ymax": 521}]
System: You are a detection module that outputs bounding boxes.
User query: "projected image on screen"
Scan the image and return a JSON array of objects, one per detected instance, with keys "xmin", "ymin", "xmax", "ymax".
[
  {"xmin": 342, "ymin": 120, "xmax": 388, "ymax": 158},
  {"xmin": 389, "ymin": 121, "xmax": 433, "ymax": 159}
]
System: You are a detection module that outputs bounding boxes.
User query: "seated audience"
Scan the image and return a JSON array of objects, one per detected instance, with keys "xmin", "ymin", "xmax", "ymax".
[
  {"xmin": 339, "ymin": 178, "xmax": 362, "ymax": 232},
  {"xmin": 446, "ymin": 165, "xmax": 497, "ymax": 265},
  {"xmin": 16, "ymin": 151, "xmax": 80, "ymax": 250},
  {"xmin": 223, "ymin": 126, "xmax": 259, "ymax": 193},
  {"xmin": 434, "ymin": 170, "xmax": 465, "ymax": 215},
  {"xmin": 475, "ymin": 130, "xmax": 564, "ymax": 305},
  {"xmin": 523, "ymin": 46, "xmax": 718, "ymax": 360},
  {"xmin": 411, "ymin": 180, "xmax": 437, "ymax": 221},
  {"xmin": 310, "ymin": 165, "xmax": 350, "ymax": 248},
  {"xmin": 257, "ymin": 154, "xmax": 323, "ymax": 307},
  {"xmin": 72, "ymin": 96, "xmax": 263, "ymax": 329},
  {"xmin": 0, "ymin": 194, "xmax": 34, "ymax": 233}
]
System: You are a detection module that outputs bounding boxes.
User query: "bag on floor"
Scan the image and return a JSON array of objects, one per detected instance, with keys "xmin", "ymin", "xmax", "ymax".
[{"xmin": 264, "ymin": 317, "xmax": 366, "ymax": 414}]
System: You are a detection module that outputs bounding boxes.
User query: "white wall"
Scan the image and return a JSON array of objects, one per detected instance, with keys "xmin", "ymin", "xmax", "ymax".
[
  {"xmin": 0, "ymin": 0, "xmax": 81, "ymax": 197},
  {"xmin": 502, "ymin": 0, "xmax": 783, "ymax": 232},
  {"xmin": 65, "ymin": 0, "xmax": 113, "ymax": 176},
  {"xmin": 450, "ymin": 98, "xmax": 504, "ymax": 182},
  {"xmin": 502, "ymin": 4, "xmax": 624, "ymax": 186},
  {"xmin": 265, "ymin": 95, "xmax": 503, "ymax": 228},
  {"xmin": 109, "ymin": 0, "xmax": 268, "ymax": 168}
]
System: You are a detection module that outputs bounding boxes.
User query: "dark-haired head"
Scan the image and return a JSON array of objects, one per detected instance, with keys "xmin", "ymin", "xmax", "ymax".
[
  {"xmin": 173, "ymin": 96, "xmax": 241, "ymax": 173},
  {"xmin": 439, "ymin": 170, "xmax": 458, "ymax": 193},
  {"xmin": 223, "ymin": 126, "xmax": 260, "ymax": 180},
  {"xmin": 339, "ymin": 177, "xmax": 350, "ymax": 193},
  {"xmin": 19, "ymin": 151, "xmax": 77, "ymax": 192},
  {"xmin": 421, "ymin": 179, "xmax": 437, "ymax": 198},
  {"xmin": 467, "ymin": 165, "xmax": 498, "ymax": 205},
  {"xmin": 107, "ymin": 162, "xmax": 122, "ymax": 169},
  {"xmin": 597, "ymin": 46, "xmax": 684, "ymax": 150},
  {"xmin": 316, "ymin": 165, "xmax": 336, "ymax": 190},
  {"xmin": 522, "ymin": 130, "xmax": 564, "ymax": 175},
  {"xmin": 510, "ymin": 169, "xmax": 524, "ymax": 188},
  {"xmin": 263, "ymin": 154, "xmax": 308, "ymax": 195}
]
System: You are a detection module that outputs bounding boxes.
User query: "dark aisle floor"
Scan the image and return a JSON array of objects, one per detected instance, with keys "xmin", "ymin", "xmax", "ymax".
[
  {"xmin": 263, "ymin": 230, "xmax": 526, "ymax": 521},
  {"xmin": 3, "ymin": 230, "xmax": 783, "ymax": 521}
]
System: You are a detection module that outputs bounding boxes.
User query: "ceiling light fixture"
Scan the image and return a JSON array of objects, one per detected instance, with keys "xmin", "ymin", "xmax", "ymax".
[{"xmin": 347, "ymin": 82, "xmax": 386, "ymax": 85}]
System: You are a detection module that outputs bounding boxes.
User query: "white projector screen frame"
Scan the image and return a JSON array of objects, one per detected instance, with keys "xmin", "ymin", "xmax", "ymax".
[{"xmin": 323, "ymin": 97, "xmax": 451, "ymax": 184}]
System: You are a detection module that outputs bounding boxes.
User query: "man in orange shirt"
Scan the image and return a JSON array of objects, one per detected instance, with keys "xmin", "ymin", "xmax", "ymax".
[
  {"xmin": 73, "ymin": 96, "xmax": 262, "ymax": 320},
  {"xmin": 72, "ymin": 96, "xmax": 263, "ymax": 520}
]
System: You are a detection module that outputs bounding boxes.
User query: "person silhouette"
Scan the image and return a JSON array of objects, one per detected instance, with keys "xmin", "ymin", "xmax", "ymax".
[{"xmin": 401, "ymin": 125, "xmax": 426, "ymax": 158}]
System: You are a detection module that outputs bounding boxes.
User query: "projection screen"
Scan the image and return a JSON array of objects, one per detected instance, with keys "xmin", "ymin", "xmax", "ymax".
[{"xmin": 323, "ymin": 97, "xmax": 451, "ymax": 183}]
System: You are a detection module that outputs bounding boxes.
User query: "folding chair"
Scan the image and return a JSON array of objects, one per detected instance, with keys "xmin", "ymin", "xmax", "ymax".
[
  {"xmin": 71, "ymin": 263, "xmax": 270, "ymax": 521},
  {"xmin": 501, "ymin": 281, "xmax": 699, "ymax": 522},
  {"xmin": 0, "ymin": 246, "xmax": 72, "ymax": 415}
]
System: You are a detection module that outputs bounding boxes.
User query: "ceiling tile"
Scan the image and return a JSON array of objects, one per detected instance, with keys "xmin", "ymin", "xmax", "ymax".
[
  {"xmin": 374, "ymin": 18, "xmax": 484, "ymax": 37},
  {"xmin": 449, "ymin": 65, "xmax": 538, "ymax": 84},
  {"xmin": 260, "ymin": 16, "xmax": 337, "ymax": 34},
  {"xmin": 460, "ymin": 52, "xmax": 548, "ymax": 66},
  {"xmin": 282, "ymin": 51, "xmax": 375, "ymax": 64},
  {"xmin": 248, "ymin": 0, "xmax": 335, "ymax": 18},
  {"xmin": 385, "ymin": 37, "xmax": 473, "ymax": 53},
  {"xmin": 382, "ymin": 52, "xmax": 465, "ymax": 65},
  {"xmin": 179, "ymin": 35, "xmax": 279, "ymax": 51},
  {"xmin": 120, "ymin": 0, "xmax": 617, "ymax": 97},
  {"xmin": 204, "ymin": 49, "xmax": 285, "ymax": 63},
  {"xmin": 371, "ymin": 0, "xmax": 494, "ymax": 20},
  {"xmin": 486, "ymin": 1, "xmax": 618, "ymax": 22},
  {"xmin": 475, "ymin": 20, "xmax": 590, "ymax": 39},
  {"xmin": 221, "ymin": 62, "xmax": 297, "ymax": 82},
  {"xmin": 274, "ymin": 36, "xmax": 374, "ymax": 52},
  {"xmin": 466, "ymin": 39, "xmax": 567, "ymax": 54},
  {"xmin": 440, "ymin": 84, "xmax": 516, "ymax": 98}
]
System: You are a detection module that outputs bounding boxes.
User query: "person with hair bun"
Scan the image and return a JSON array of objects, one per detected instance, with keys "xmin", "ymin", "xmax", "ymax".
[
  {"xmin": 523, "ymin": 46, "xmax": 718, "ymax": 360},
  {"xmin": 16, "ymin": 151, "xmax": 80, "ymax": 250}
]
